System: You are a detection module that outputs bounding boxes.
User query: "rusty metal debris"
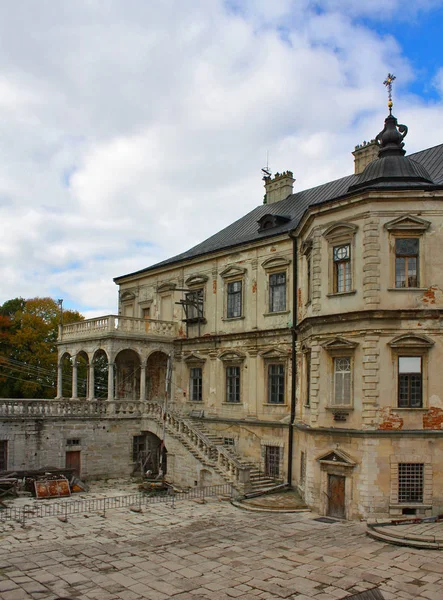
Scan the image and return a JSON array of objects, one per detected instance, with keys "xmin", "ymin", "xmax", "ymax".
[{"xmin": 0, "ymin": 467, "xmax": 88, "ymax": 502}]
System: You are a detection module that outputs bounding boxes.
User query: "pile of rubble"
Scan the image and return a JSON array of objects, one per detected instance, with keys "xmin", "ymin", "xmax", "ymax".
[{"xmin": 0, "ymin": 468, "xmax": 88, "ymax": 505}]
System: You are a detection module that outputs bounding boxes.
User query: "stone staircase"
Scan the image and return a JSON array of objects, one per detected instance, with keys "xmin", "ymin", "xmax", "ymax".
[{"xmin": 189, "ymin": 418, "xmax": 283, "ymax": 493}]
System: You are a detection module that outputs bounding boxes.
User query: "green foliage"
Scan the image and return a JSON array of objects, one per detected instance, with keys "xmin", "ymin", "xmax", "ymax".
[{"xmin": 0, "ymin": 297, "xmax": 84, "ymax": 398}]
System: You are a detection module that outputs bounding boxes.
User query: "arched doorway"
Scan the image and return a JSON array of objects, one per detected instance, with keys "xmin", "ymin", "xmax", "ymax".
[
  {"xmin": 146, "ymin": 351, "xmax": 169, "ymax": 401},
  {"xmin": 115, "ymin": 349, "xmax": 141, "ymax": 399},
  {"xmin": 132, "ymin": 431, "xmax": 167, "ymax": 477}
]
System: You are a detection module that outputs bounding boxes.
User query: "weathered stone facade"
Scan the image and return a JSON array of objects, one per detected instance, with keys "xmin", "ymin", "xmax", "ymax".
[{"xmin": 2, "ymin": 108, "xmax": 443, "ymax": 519}]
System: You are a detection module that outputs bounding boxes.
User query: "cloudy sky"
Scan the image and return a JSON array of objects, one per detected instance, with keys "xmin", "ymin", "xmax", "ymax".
[{"xmin": 1, "ymin": 0, "xmax": 443, "ymax": 317}]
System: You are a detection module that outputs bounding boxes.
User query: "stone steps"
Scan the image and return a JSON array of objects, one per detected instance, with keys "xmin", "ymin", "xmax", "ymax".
[{"xmin": 367, "ymin": 526, "xmax": 442, "ymax": 549}]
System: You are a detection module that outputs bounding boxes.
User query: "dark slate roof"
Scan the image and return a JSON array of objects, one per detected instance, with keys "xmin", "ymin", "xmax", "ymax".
[{"xmin": 115, "ymin": 143, "xmax": 443, "ymax": 281}]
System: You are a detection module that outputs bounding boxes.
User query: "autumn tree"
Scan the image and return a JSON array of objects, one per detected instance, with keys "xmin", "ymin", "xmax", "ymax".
[{"xmin": 0, "ymin": 297, "xmax": 84, "ymax": 398}]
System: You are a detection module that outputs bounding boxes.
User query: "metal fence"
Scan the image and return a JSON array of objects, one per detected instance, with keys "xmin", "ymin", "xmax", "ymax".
[{"xmin": 0, "ymin": 483, "xmax": 234, "ymax": 526}]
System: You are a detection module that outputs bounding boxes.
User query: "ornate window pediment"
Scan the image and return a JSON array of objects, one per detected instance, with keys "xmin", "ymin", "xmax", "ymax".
[
  {"xmin": 185, "ymin": 274, "xmax": 209, "ymax": 287},
  {"xmin": 220, "ymin": 265, "xmax": 246, "ymax": 279},
  {"xmin": 120, "ymin": 291, "xmax": 136, "ymax": 302},
  {"xmin": 259, "ymin": 348, "xmax": 288, "ymax": 360},
  {"xmin": 261, "ymin": 256, "xmax": 291, "ymax": 270},
  {"xmin": 184, "ymin": 352, "xmax": 206, "ymax": 365},
  {"xmin": 322, "ymin": 337, "xmax": 358, "ymax": 351},
  {"xmin": 323, "ymin": 222, "xmax": 358, "ymax": 241},
  {"xmin": 218, "ymin": 350, "xmax": 246, "ymax": 363},
  {"xmin": 257, "ymin": 214, "xmax": 291, "ymax": 233},
  {"xmin": 317, "ymin": 449, "xmax": 356, "ymax": 467},
  {"xmin": 385, "ymin": 215, "xmax": 431, "ymax": 232},
  {"xmin": 389, "ymin": 333, "xmax": 434, "ymax": 349},
  {"xmin": 157, "ymin": 282, "xmax": 177, "ymax": 293}
]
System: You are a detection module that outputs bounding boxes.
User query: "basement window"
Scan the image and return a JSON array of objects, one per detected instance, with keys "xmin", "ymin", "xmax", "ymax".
[{"xmin": 398, "ymin": 463, "xmax": 424, "ymax": 503}]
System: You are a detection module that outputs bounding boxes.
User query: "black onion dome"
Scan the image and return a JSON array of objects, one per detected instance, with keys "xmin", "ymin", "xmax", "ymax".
[{"xmin": 349, "ymin": 112, "xmax": 434, "ymax": 192}]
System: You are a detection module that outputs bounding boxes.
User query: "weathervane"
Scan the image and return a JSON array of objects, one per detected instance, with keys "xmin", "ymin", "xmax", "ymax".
[{"xmin": 383, "ymin": 73, "xmax": 396, "ymax": 114}]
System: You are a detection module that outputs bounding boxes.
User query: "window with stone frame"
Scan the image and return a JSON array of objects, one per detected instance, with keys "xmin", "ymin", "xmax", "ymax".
[
  {"xmin": 306, "ymin": 252, "xmax": 312, "ymax": 303},
  {"xmin": 226, "ymin": 365, "xmax": 241, "ymax": 403},
  {"xmin": 384, "ymin": 215, "xmax": 431, "ymax": 290},
  {"xmin": 389, "ymin": 334, "xmax": 433, "ymax": 410},
  {"xmin": 227, "ymin": 280, "xmax": 242, "ymax": 318},
  {"xmin": 398, "ymin": 356, "xmax": 422, "ymax": 408},
  {"xmin": 189, "ymin": 367, "xmax": 203, "ymax": 402},
  {"xmin": 323, "ymin": 222, "xmax": 357, "ymax": 296},
  {"xmin": 267, "ymin": 363, "xmax": 285, "ymax": 404},
  {"xmin": 333, "ymin": 244, "xmax": 352, "ymax": 293},
  {"xmin": 398, "ymin": 463, "xmax": 424, "ymax": 503},
  {"xmin": 333, "ymin": 356, "xmax": 352, "ymax": 407},
  {"xmin": 269, "ymin": 272, "xmax": 286, "ymax": 312},
  {"xmin": 395, "ymin": 238, "xmax": 419, "ymax": 288},
  {"xmin": 304, "ymin": 351, "xmax": 311, "ymax": 407},
  {"xmin": 0, "ymin": 441, "xmax": 7, "ymax": 471}
]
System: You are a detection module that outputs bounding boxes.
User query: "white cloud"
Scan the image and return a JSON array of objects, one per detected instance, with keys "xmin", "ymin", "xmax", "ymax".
[{"xmin": 0, "ymin": 0, "xmax": 442, "ymax": 316}]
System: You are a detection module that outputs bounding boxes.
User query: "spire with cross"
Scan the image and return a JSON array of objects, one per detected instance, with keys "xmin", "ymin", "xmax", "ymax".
[{"xmin": 383, "ymin": 73, "xmax": 396, "ymax": 114}]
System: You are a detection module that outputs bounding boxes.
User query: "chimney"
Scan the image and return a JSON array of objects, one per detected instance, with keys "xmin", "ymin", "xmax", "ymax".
[
  {"xmin": 352, "ymin": 140, "xmax": 379, "ymax": 175},
  {"xmin": 263, "ymin": 171, "xmax": 295, "ymax": 204}
]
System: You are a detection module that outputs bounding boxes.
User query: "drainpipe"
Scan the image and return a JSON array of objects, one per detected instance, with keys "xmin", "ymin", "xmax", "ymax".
[{"xmin": 287, "ymin": 231, "xmax": 298, "ymax": 487}]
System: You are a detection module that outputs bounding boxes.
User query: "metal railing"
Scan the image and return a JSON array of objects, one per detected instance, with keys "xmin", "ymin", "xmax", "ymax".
[{"xmin": 0, "ymin": 483, "xmax": 234, "ymax": 525}]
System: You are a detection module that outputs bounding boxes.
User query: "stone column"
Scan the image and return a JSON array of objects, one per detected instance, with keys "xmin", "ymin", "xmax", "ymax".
[
  {"xmin": 56, "ymin": 363, "xmax": 63, "ymax": 399},
  {"xmin": 140, "ymin": 364, "xmax": 146, "ymax": 401},
  {"xmin": 88, "ymin": 363, "xmax": 95, "ymax": 401},
  {"xmin": 72, "ymin": 360, "xmax": 78, "ymax": 400},
  {"xmin": 107, "ymin": 362, "xmax": 115, "ymax": 401}
]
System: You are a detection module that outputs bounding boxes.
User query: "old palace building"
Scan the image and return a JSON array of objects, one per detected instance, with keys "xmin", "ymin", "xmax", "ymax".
[{"xmin": 2, "ymin": 91, "xmax": 443, "ymax": 519}]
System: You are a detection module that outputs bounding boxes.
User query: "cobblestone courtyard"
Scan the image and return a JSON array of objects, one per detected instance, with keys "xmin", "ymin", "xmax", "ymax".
[{"xmin": 1, "ymin": 490, "xmax": 443, "ymax": 600}]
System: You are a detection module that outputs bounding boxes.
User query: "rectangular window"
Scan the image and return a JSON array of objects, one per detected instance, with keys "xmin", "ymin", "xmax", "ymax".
[
  {"xmin": 306, "ymin": 255, "xmax": 312, "ymax": 303},
  {"xmin": 226, "ymin": 366, "xmax": 241, "ymax": 403},
  {"xmin": 398, "ymin": 463, "xmax": 424, "ymax": 503},
  {"xmin": 395, "ymin": 238, "xmax": 419, "ymax": 288},
  {"xmin": 333, "ymin": 357, "xmax": 351, "ymax": 406},
  {"xmin": 269, "ymin": 272, "xmax": 286, "ymax": 312},
  {"xmin": 268, "ymin": 364, "xmax": 285, "ymax": 404},
  {"xmin": 398, "ymin": 356, "xmax": 422, "ymax": 408},
  {"xmin": 227, "ymin": 281, "xmax": 242, "ymax": 318},
  {"xmin": 66, "ymin": 438, "xmax": 80, "ymax": 446},
  {"xmin": 333, "ymin": 244, "xmax": 351, "ymax": 293},
  {"xmin": 0, "ymin": 441, "xmax": 7, "ymax": 471},
  {"xmin": 185, "ymin": 289, "xmax": 204, "ymax": 321},
  {"xmin": 305, "ymin": 352, "xmax": 311, "ymax": 407},
  {"xmin": 189, "ymin": 367, "xmax": 203, "ymax": 402},
  {"xmin": 132, "ymin": 435, "xmax": 146, "ymax": 463},
  {"xmin": 223, "ymin": 437, "xmax": 235, "ymax": 447}
]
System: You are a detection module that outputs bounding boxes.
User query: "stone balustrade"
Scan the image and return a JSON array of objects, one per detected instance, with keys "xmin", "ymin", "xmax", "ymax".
[
  {"xmin": 0, "ymin": 399, "xmax": 250, "ymax": 486},
  {"xmin": 59, "ymin": 315, "xmax": 178, "ymax": 341}
]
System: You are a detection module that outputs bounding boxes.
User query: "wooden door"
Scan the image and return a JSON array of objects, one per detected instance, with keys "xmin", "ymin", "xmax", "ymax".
[
  {"xmin": 66, "ymin": 451, "xmax": 81, "ymax": 476},
  {"xmin": 327, "ymin": 474, "xmax": 345, "ymax": 518}
]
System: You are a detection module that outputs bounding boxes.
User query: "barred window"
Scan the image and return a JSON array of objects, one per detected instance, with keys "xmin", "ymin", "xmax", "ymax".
[
  {"xmin": 268, "ymin": 364, "xmax": 285, "ymax": 404},
  {"xmin": 189, "ymin": 367, "xmax": 202, "ymax": 402},
  {"xmin": 398, "ymin": 356, "xmax": 422, "ymax": 408},
  {"xmin": 398, "ymin": 463, "xmax": 424, "ymax": 503},
  {"xmin": 333, "ymin": 244, "xmax": 351, "ymax": 293},
  {"xmin": 269, "ymin": 272, "xmax": 286, "ymax": 312},
  {"xmin": 333, "ymin": 357, "xmax": 351, "ymax": 406},
  {"xmin": 395, "ymin": 238, "xmax": 419, "ymax": 288},
  {"xmin": 66, "ymin": 439, "xmax": 80, "ymax": 446},
  {"xmin": 226, "ymin": 366, "xmax": 241, "ymax": 403},
  {"xmin": 227, "ymin": 281, "xmax": 242, "ymax": 318}
]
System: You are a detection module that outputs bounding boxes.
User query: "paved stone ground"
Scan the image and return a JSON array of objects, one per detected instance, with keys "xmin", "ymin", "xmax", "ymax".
[{"xmin": 1, "ymin": 489, "xmax": 443, "ymax": 600}]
